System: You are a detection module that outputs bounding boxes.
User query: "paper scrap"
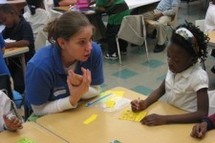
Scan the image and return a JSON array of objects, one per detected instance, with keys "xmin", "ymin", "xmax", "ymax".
[
  {"xmin": 16, "ymin": 138, "xmax": 35, "ymax": 143},
  {"xmin": 105, "ymin": 100, "xmax": 116, "ymax": 108},
  {"xmin": 83, "ymin": 114, "xmax": 98, "ymax": 125},
  {"xmin": 102, "ymin": 90, "xmax": 125, "ymax": 97},
  {"xmin": 119, "ymin": 110, "xmax": 147, "ymax": 122}
]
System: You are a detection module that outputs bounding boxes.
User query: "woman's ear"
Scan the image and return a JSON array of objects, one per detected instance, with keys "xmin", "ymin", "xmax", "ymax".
[{"xmin": 57, "ymin": 38, "xmax": 66, "ymax": 49}]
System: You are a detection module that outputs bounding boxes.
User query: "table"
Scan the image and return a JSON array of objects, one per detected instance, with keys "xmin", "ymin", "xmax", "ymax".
[
  {"xmin": 0, "ymin": 0, "xmax": 26, "ymax": 14},
  {"xmin": 208, "ymin": 31, "xmax": 215, "ymax": 47},
  {"xmin": 0, "ymin": 122, "xmax": 68, "ymax": 143},
  {"xmin": 4, "ymin": 47, "xmax": 29, "ymax": 75},
  {"xmin": 54, "ymin": 0, "xmax": 160, "ymax": 11},
  {"xmin": 125, "ymin": 0, "xmax": 160, "ymax": 10},
  {"xmin": 36, "ymin": 87, "xmax": 215, "ymax": 143}
]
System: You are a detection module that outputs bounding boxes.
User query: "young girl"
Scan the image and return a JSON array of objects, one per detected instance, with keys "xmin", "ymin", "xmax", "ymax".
[
  {"xmin": 24, "ymin": 0, "xmax": 50, "ymax": 39},
  {"xmin": 25, "ymin": 12, "xmax": 104, "ymax": 116},
  {"xmin": 131, "ymin": 22, "xmax": 209, "ymax": 126},
  {"xmin": 0, "ymin": 90, "xmax": 23, "ymax": 132}
]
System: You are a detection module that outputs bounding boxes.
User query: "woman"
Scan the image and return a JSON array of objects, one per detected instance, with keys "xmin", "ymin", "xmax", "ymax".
[{"xmin": 25, "ymin": 12, "xmax": 104, "ymax": 116}]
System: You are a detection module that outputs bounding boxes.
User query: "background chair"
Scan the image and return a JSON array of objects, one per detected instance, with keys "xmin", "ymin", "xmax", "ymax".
[
  {"xmin": 116, "ymin": 15, "xmax": 149, "ymax": 65},
  {"xmin": 0, "ymin": 74, "xmax": 23, "ymax": 108}
]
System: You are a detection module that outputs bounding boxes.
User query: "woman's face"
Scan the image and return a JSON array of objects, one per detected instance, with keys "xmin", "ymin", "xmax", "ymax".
[
  {"xmin": 167, "ymin": 43, "xmax": 194, "ymax": 73},
  {"xmin": 59, "ymin": 26, "xmax": 93, "ymax": 64}
]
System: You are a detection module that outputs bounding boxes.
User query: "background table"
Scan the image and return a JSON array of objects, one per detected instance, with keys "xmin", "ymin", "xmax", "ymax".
[
  {"xmin": 36, "ymin": 87, "xmax": 215, "ymax": 143},
  {"xmin": 0, "ymin": 122, "xmax": 68, "ymax": 143},
  {"xmin": 208, "ymin": 31, "xmax": 215, "ymax": 47},
  {"xmin": 4, "ymin": 47, "xmax": 29, "ymax": 76},
  {"xmin": 0, "ymin": 0, "xmax": 26, "ymax": 14}
]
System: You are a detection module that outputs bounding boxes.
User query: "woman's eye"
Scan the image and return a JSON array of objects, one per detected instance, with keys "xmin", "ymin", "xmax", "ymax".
[{"xmin": 79, "ymin": 40, "xmax": 86, "ymax": 45}]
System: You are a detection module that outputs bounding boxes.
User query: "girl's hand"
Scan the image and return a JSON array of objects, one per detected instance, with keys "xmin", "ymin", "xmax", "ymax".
[
  {"xmin": 68, "ymin": 70, "xmax": 83, "ymax": 86},
  {"xmin": 3, "ymin": 115, "xmax": 23, "ymax": 131},
  {"xmin": 67, "ymin": 68, "xmax": 91, "ymax": 106},
  {"xmin": 141, "ymin": 114, "xmax": 167, "ymax": 126},
  {"xmin": 190, "ymin": 122, "xmax": 208, "ymax": 139},
  {"xmin": 131, "ymin": 99, "xmax": 148, "ymax": 112}
]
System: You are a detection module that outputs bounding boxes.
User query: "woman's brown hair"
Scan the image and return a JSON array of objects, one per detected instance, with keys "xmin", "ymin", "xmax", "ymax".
[{"xmin": 45, "ymin": 11, "xmax": 93, "ymax": 43}]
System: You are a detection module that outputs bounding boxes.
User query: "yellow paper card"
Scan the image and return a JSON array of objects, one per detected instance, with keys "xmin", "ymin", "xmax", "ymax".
[
  {"xmin": 111, "ymin": 91, "xmax": 125, "ymax": 97},
  {"xmin": 102, "ymin": 90, "xmax": 125, "ymax": 97},
  {"xmin": 105, "ymin": 100, "xmax": 116, "ymax": 108},
  {"xmin": 83, "ymin": 114, "xmax": 98, "ymax": 125},
  {"xmin": 119, "ymin": 110, "xmax": 147, "ymax": 122}
]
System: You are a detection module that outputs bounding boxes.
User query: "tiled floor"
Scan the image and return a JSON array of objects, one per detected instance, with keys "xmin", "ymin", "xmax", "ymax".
[{"xmin": 101, "ymin": 1, "xmax": 215, "ymax": 96}]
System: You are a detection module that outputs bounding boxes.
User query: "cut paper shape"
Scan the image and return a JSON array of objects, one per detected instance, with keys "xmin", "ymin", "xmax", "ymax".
[
  {"xmin": 102, "ymin": 97, "xmax": 130, "ymax": 112},
  {"xmin": 104, "ymin": 90, "xmax": 125, "ymax": 97},
  {"xmin": 105, "ymin": 100, "xmax": 116, "ymax": 108},
  {"xmin": 83, "ymin": 114, "xmax": 98, "ymax": 125},
  {"xmin": 119, "ymin": 110, "xmax": 147, "ymax": 122},
  {"xmin": 16, "ymin": 138, "xmax": 35, "ymax": 143}
]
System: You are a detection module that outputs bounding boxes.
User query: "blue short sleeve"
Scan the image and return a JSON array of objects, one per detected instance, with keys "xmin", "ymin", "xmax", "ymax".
[
  {"xmin": 0, "ymin": 34, "xmax": 5, "ymax": 49},
  {"xmin": 90, "ymin": 43, "xmax": 104, "ymax": 85},
  {"xmin": 25, "ymin": 63, "xmax": 53, "ymax": 105}
]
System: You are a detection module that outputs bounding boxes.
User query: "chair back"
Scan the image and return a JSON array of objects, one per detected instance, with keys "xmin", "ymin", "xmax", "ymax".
[{"xmin": 117, "ymin": 15, "xmax": 146, "ymax": 46}]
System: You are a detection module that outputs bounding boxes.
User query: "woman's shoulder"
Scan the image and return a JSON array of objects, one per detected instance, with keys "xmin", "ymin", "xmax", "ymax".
[
  {"xmin": 92, "ymin": 42, "xmax": 102, "ymax": 54},
  {"xmin": 29, "ymin": 45, "xmax": 54, "ymax": 65}
]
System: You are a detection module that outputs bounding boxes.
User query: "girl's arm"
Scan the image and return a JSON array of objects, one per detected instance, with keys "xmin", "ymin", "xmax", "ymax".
[
  {"xmin": 131, "ymin": 80, "xmax": 165, "ymax": 112},
  {"xmin": 142, "ymin": 88, "xmax": 209, "ymax": 126},
  {"xmin": 145, "ymin": 80, "xmax": 166, "ymax": 106},
  {"xmin": 5, "ymin": 40, "xmax": 30, "ymax": 48}
]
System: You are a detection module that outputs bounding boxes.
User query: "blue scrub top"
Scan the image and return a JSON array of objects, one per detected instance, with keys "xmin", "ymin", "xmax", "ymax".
[
  {"xmin": 25, "ymin": 42, "xmax": 104, "ymax": 105},
  {"xmin": 0, "ymin": 33, "xmax": 10, "ymax": 75}
]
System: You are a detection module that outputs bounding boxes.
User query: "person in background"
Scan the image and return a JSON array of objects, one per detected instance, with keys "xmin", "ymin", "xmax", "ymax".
[
  {"xmin": 53, "ymin": 0, "xmax": 77, "ymax": 7},
  {"xmin": 204, "ymin": 0, "xmax": 215, "ymax": 73},
  {"xmin": 0, "ymin": 90, "xmax": 23, "ymax": 132},
  {"xmin": 143, "ymin": 0, "xmax": 180, "ymax": 53},
  {"xmin": 24, "ymin": 0, "xmax": 50, "ymax": 39},
  {"xmin": 131, "ymin": 22, "xmax": 209, "ymax": 126},
  {"xmin": 0, "ymin": 4, "xmax": 35, "ymax": 93},
  {"xmin": 96, "ymin": 0, "xmax": 130, "ymax": 60},
  {"xmin": 25, "ymin": 12, "xmax": 104, "ymax": 116},
  {"xmin": 204, "ymin": 0, "xmax": 215, "ymax": 33}
]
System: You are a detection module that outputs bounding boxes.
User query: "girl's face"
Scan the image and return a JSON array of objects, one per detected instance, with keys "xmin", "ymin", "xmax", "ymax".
[
  {"xmin": 0, "ymin": 12, "xmax": 15, "ymax": 28},
  {"xmin": 167, "ymin": 43, "xmax": 194, "ymax": 73},
  {"xmin": 58, "ymin": 26, "xmax": 93, "ymax": 65}
]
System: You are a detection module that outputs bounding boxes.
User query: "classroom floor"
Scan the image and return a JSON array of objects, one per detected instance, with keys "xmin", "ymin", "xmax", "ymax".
[{"xmin": 101, "ymin": 1, "xmax": 215, "ymax": 96}]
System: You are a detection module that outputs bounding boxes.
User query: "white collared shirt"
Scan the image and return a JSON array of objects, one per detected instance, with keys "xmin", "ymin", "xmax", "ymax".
[
  {"xmin": 164, "ymin": 63, "xmax": 208, "ymax": 112},
  {"xmin": 0, "ymin": 91, "xmax": 11, "ymax": 131},
  {"xmin": 205, "ymin": 2, "xmax": 215, "ymax": 33},
  {"xmin": 23, "ymin": 8, "xmax": 50, "ymax": 39}
]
